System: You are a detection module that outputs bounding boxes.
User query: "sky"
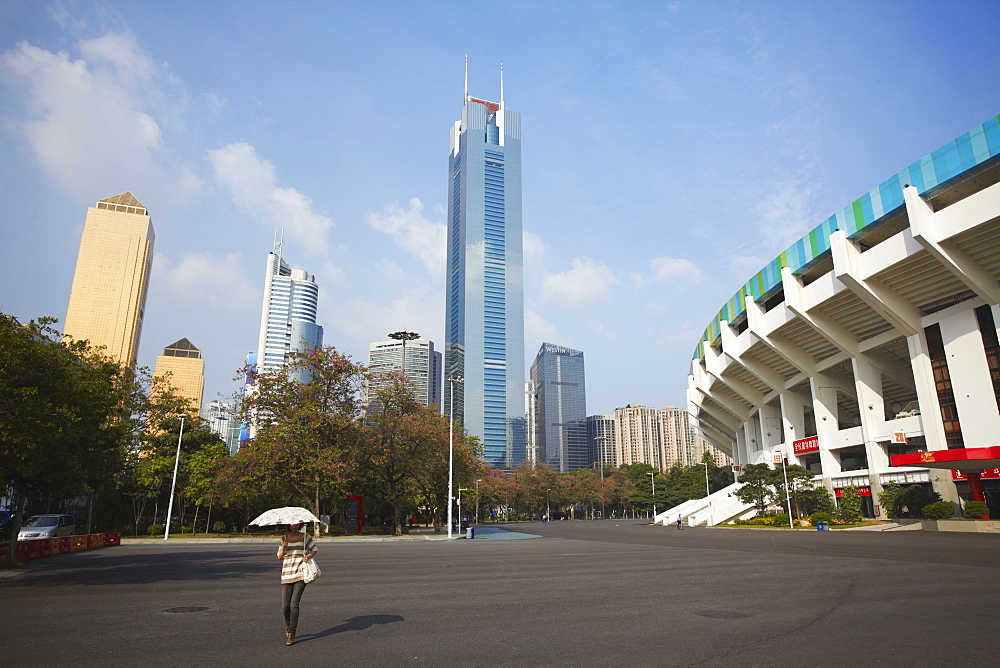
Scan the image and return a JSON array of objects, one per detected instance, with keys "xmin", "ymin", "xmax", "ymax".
[{"xmin": 2, "ymin": 0, "xmax": 999, "ymax": 417}]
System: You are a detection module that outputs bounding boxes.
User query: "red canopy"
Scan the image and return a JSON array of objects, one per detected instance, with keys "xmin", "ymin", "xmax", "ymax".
[{"xmin": 890, "ymin": 446, "xmax": 1000, "ymax": 471}]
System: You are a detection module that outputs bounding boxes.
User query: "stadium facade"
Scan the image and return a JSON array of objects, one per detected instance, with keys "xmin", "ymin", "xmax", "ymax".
[{"xmin": 687, "ymin": 114, "xmax": 1000, "ymax": 518}]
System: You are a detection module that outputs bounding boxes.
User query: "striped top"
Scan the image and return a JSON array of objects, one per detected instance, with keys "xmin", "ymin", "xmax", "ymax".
[{"xmin": 278, "ymin": 534, "xmax": 317, "ymax": 584}]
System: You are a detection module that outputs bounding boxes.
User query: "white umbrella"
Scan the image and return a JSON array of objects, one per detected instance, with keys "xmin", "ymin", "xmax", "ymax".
[{"xmin": 250, "ymin": 506, "xmax": 320, "ymax": 526}]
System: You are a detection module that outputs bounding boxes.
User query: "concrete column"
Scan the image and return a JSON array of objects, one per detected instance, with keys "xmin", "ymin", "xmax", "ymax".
[
  {"xmin": 853, "ymin": 354, "xmax": 888, "ymax": 517},
  {"xmin": 937, "ymin": 308, "xmax": 1000, "ymax": 446},
  {"xmin": 779, "ymin": 388, "xmax": 809, "ymax": 461},
  {"xmin": 810, "ymin": 373, "xmax": 841, "ymax": 495},
  {"xmin": 759, "ymin": 403, "xmax": 782, "ymax": 451}
]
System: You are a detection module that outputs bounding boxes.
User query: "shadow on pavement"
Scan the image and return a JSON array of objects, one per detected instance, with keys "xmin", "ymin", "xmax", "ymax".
[{"xmin": 297, "ymin": 614, "xmax": 405, "ymax": 643}]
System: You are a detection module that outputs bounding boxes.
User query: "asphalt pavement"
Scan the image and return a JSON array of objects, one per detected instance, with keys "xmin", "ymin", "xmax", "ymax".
[{"xmin": 2, "ymin": 521, "xmax": 998, "ymax": 666}]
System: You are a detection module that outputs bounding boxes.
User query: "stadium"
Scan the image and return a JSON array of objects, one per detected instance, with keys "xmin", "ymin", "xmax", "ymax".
[{"xmin": 686, "ymin": 114, "xmax": 1000, "ymax": 521}]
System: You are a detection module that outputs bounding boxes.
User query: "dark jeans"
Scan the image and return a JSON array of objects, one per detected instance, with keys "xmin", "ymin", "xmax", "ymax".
[{"xmin": 281, "ymin": 581, "xmax": 307, "ymax": 633}]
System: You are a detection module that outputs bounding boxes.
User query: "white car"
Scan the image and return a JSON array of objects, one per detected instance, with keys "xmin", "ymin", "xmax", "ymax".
[{"xmin": 18, "ymin": 514, "xmax": 76, "ymax": 540}]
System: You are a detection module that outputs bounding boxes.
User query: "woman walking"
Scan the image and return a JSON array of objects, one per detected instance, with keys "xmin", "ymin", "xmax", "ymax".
[{"xmin": 277, "ymin": 523, "xmax": 317, "ymax": 646}]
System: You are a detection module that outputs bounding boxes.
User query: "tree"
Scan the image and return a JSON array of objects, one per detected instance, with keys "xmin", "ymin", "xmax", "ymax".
[
  {"xmin": 218, "ymin": 346, "xmax": 365, "ymax": 533},
  {"xmin": 771, "ymin": 464, "xmax": 816, "ymax": 520},
  {"xmin": 353, "ymin": 375, "xmax": 468, "ymax": 535},
  {"xmin": 733, "ymin": 463, "xmax": 774, "ymax": 515},
  {"xmin": 835, "ymin": 485, "xmax": 864, "ymax": 523},
  {"xmin": 0, "ymin": 317, "xmax": 146, "ymax": 557}
]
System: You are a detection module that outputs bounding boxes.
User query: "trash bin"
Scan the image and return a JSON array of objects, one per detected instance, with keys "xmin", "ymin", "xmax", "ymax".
[
  {"xmin": 816, "ymin": 521, "xmax": 828, "ymax": 531},
  {"xmin": 466, "ymin": 527, "xmax": 475, "ymax": 539}
]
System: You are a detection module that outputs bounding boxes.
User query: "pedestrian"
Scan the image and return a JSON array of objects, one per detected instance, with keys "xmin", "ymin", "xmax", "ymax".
[
  {"xmin": 676, "ymin": 514, "xmax": 683, "ymax": 530},
  {"xmin": 277, "ymin": 522, "xmax": 318, "ymax": 646}
]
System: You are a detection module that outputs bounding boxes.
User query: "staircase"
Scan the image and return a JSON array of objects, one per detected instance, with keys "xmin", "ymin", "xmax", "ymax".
[{"xmin": 654, "ymin": 482, "xmax": 754, "ymax": 527}]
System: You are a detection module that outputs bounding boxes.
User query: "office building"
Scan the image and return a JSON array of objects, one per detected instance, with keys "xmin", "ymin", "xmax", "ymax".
[
  {"xmin": 444, "ymin": 63, "xmax": 526, "ymax": 467},
  {"xmin": 255, "ymin": 245, "xmax": 323, "ymax": 379},
  {"xmin": 587, "ymin": 414, "xmax": 616, "ymax": 469},
  {"xmin": 152, "ymin": 338, "xmax": 205, "ymax": 416},
  {"xmin": 367, "ymin": 338, "xmax": 442, "ymax": 408},
  {"xmin": 688, "ymin": 113, "xmax": 1000, "ymax": 518},
  {"xmin": 531, "ymin": 343, "xmax": 588, "ymax": 472},
  {"xmin": 203, "ymin": 399, "xmax": 241, "ymax": 455},
  {"xmin": 63, "ymin": 192, "xmax": 154, "ymax": 368}
]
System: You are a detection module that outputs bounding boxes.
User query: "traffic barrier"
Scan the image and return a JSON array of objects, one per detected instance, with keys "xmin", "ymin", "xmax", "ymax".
[
  {"xmin": 70, "ymin": 536, "xmax": 88, "ymax": 551},
  {"xmin": 59, "ymin": 537, "xmax": 71, "ymax": 554},
  {"xmin": 2, "ymin": 533, "xmax": 120, "ymax": 566},
  {"xmin": 102, "ymin": 533, "xmax": 121, "ymax": 546}
]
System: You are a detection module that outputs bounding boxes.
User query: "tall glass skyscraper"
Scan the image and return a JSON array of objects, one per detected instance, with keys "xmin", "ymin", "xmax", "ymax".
[
  {"xmin": 531, "ymin": 343, "xmax": 588, "ymax": 472},
  {"xmin": 255, "ymin": 244, "xmax": 323, "ymax": 379},
  {"xmin": 444, "ymin": 65, "xmax": 525, "ymax": 467}
]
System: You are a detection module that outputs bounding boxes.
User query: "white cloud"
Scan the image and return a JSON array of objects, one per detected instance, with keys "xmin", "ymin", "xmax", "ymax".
[
  {"xmin": 152, "ymin": 251, "xmax": 258, "ymax": 312},
  {"xmin": 649, "ymin": 255, "xmax": 702, "ymax": 283},
  {"xmin": 0, "ymin": 34, "xmax": 199, "ymax": 204},
  {"xmin": 209, "ymin": 142, "xmax": 332, "ymax": 249},
  {"xmin": 366, "ymin": 197, "xmax": 446, "ymax": 280},
  {"xmin": 542, "ymin": 258, "xmax": 617, "ymax": 304},
  {"xmin": 525, "ymin": 309, "xmax": 561, "ymax": 348},
  {"xmin": 523, "ymin": 230, "xmax": 547, "ymax": 272}
]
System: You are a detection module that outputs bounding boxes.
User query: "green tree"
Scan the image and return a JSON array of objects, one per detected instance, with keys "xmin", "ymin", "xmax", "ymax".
[
  {"xmin": 217, "ymin": 346, "xmax": 366, "ymax": 533},
  {"xmin": 0, "ymin": 317, "xmax": 146, "ymax": 556},
  {"xmin": 771, "ymin": 464, "xmax": 816, "ymax": 520},
  {"xmin": 835, "ymin": 485, "xmax": 864, "ymax": 523},
  {"xmin": 877, "ymin": 481, "xmax": 905, "ymax": 518},
  {"xmin": 733, "ymin": 463, "xmax": 774, "ymax": 515}
]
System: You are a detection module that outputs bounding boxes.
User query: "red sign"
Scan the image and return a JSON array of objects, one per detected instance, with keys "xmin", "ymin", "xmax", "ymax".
[
  {"xmin": 834, "ymin": 486, "xmax": 872, "ymax": 497},
  {"xmin": 773, "ymin": 453, "xmax": 783, "ymax": 463},
  {"xmin": 952, "ymin": 468, "xmax": 1000, "ymax": 481},
  {"xmin": 892, "ymin": 432, "xmax": 907, "ymax": 444},
  {"xmin": 732, "ymin": 465, "xmax": 741, "ymax": 472},
  {"xmin": 792, "ymin": 436, "xmax": 819, "ymax": 454}
]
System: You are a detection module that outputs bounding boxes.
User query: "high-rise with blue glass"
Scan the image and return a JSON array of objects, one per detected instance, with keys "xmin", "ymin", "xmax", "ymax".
[{"xmin": 444, "ymin": 64, "xmax": 526, "ymax": 467}]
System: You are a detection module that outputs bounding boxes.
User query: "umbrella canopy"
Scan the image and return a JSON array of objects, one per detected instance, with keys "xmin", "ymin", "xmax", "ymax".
[{"xmin": 250, "ymin": 506, "xmax": 320, "ymax": 526}]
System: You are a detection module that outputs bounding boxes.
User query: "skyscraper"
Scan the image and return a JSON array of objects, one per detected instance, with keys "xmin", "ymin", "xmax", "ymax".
[
  {"xmin": 255, "ymin": 244, "xmax": 323, "ymax": 379},
  {"xmin": 587, "ymin": 414, "xmax": 616, "ymax": 469},
  {"xmin": 367, "ymin": 338, "xmax": 442, "ymax": 408},
  {"xmin": 444, "ymin": 63, "xmax": 526, "ymax": 467},
  {"xmin": 153, "ymin": 338, "xmax": 205, "ymax": 416},
  {"xmin": 531, "ymin": 343, "xmax": 588, "ymax": 472},
  {"xmin": 63, "ymin": 192, "xmax": 154, "ymax": 368}
]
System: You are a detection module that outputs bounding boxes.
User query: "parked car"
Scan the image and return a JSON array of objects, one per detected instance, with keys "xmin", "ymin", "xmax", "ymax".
[{"xmin": 18, "ymin": 514, "xmax": 76, "ymax": 540}]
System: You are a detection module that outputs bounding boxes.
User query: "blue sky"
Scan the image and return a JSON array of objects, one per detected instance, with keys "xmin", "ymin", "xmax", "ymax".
[{"xmin": 2, "ymin": 0, "xmax": 999, "ymax": 416}]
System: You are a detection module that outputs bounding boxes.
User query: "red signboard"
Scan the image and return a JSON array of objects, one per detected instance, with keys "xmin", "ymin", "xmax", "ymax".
[
  {"xmin": 952, "ymin": 468, "xmax": 1000, "ymax": 481},
  {"xmin": 834, "ymin": 486, "xmax": 872, "ymax": 497},
  {"xmin": 792, "ymin": 436, "xmax": 819, "ymax": 454}
]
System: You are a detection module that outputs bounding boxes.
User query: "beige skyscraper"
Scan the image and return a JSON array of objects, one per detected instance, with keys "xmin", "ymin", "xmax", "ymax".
[
  {"xmin": 153, "ymin": 338, "xmax": 205, "ymax": 416},
  {"xmin": 64, "ymin": 192, "xmax": 155, "ymax": 367}
]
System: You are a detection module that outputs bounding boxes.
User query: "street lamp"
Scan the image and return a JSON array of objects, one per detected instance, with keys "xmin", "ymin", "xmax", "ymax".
[
  {"xmin": 164, "ymin": 413, "xmax": 187, "ymax": 541},
  {"xmin": 475, "ymin": 478, "xmax": 482, "ymax": 524},
  {"xmin": 388, "ymin": 331, "xmax": 420, "ymax": 378},
  {"xmin": 648, "ymin": 472, "xmax": 656, "ymax": 519},
  {"xmin": 546, "ymin": 488, "xmax": 551, "ymax": 521},
  {"xmin": 698, "ymin": 462, "xmax": 711, "ymax": 497},
  {"xmin": 447, "ymin": 375, "xmax": 463, "ymax": 539}
]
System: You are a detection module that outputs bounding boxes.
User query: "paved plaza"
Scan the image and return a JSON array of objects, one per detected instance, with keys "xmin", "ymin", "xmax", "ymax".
[{"xmin": 2, "ymin": 521, "xmax": 998, "ymax": 666}]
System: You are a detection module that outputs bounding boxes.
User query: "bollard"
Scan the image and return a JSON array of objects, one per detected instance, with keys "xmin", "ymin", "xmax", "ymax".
[{"xmin": 466, "ymin": 527, "xmax": 475, "ymax": 539}]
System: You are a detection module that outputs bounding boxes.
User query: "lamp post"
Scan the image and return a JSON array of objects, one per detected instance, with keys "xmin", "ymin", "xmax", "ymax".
[
  {"xmin": 388, "ymin": 331, "xmax": 420, "ymax": 379},
  {"xmin": 475, "ymin": 478, "xmax": 481, "ymax": 524},
  {"xmin": 546, "ymin": 488, "xmax": 551, "ymax": 521},
  {"xmin": 648, "ymin": 472, "xmax": 656, "ymax": 519},
  {"xmin": 447, "ymin": 375, "xmax": 463, "ymax": 539},
  {"xmin": 698, "ymin": 462, "xmax": 710, "ymax": 497},
  {"xmin": 164, "ymin": 413, "xmax": 187, "ymax": 541}
]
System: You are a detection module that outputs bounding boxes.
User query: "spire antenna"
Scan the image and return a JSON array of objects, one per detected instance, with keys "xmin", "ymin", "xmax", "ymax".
[
  {"xmin": 499, "ymin": 61, "xmax": 504, "ymax": 106},
  {"xmin": 464, "ymin": 54, "xmax": 468, "ymax": 103}
]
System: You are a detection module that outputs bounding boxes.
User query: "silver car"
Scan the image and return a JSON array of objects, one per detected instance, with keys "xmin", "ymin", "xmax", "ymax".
[{"xmin": 18, "ymin": 514, "xmax": 76, "ymax": 540}]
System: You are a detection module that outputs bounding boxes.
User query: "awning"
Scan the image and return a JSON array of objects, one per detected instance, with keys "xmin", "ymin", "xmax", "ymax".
[{"xmin": 890, "ymin": 446, "xmax": 1000, "ymax": 471}]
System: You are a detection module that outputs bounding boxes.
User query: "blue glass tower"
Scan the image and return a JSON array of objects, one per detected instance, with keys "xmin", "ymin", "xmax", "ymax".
[{"xmin": 444, "ymin": 65, "xmax": 525, "ymax": 467}]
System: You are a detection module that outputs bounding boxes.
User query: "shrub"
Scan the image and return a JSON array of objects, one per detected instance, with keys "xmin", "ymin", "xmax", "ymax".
[
  {"xmin": 835, "ymin": 486, "xmax": 864, "ymax": 524},
  {"xmin": 921, "ymin": 501, "xmax": 955, "ymax": 520},
  {"xmin": 733, "ymin": 517, "xmax": 774, "ymax": 526},
  {"xmin": 772, "ymin": 513, "xmax": 791, "ymax": 527},
  {"xmin": 212, "ymin": 521, "xmax": 227, "ymax": 533},
  {"xmin": 963, "ymin": 501, "xmax": 990, "ymax": 519},
  {"xmin": 147, "ymin": 524, "xmax": 164, "ymax": 536},
  {"xmin": 810, "ymin": 511, "xmax": 834, "ymax": 524},
  {"xmin": 180, "ymin": 525, "xmax": 192, "ymax": 533},
  {"xmin": 899, "ymin": 485, "xmax": 940, "ymax": 516}
]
